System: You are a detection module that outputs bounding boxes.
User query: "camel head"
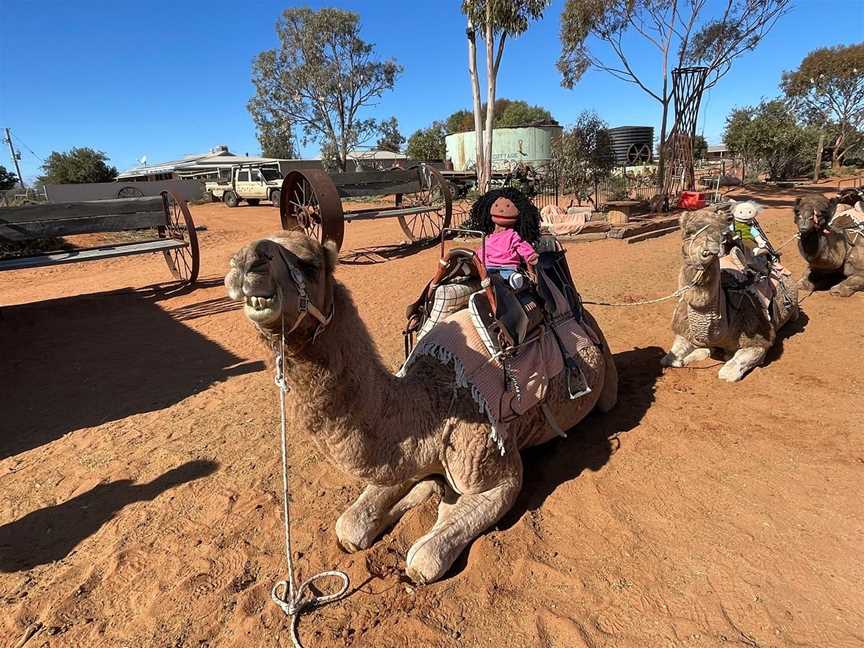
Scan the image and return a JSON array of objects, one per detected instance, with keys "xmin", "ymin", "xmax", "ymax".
[
  {"xmin": 794, "ymin": 194, "xmax": 833, "ymax": 234},
  {"xmin": 225, "ymin": 231, "xmax": 338, "ymax": 338},
  {"xmin": 679, "ymin": 208, "xmax": 730, "ymax": 268}
]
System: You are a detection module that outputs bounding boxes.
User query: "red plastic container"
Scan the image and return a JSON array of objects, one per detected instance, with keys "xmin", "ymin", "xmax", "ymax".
[{"xmin": 678, "ymin": 191, "xmax": 706, "ymax": 210}]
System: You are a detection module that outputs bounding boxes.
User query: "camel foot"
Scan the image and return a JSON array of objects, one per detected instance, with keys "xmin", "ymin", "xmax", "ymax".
[
  {"xmin": 405, "ymin": 479, "xmax": 521, "ymax": 585},
  {"xmin": 682, "ymin": 348, "xmax": 711, "ymax": 365},
  {"xmin": 660, "ymin": 352, "xmax": 683, "ymax": 368},
  {"xmin": 662, "ymin": 335, "xmax": 699, "ymax": 368},
  {"xmin": 829, "ymin": 284, "xmax": 855, "ymax": 297},
  {"xmin": 718, "ymin": 347, "xmax": 766, "ymax": 383},
  {"xmin": 797, "ymin": 277, "xmax": 816, "ymax": 293},
  {"xmin": 336, "ymin": 480, "xmax": 441, "ymax": 553}
]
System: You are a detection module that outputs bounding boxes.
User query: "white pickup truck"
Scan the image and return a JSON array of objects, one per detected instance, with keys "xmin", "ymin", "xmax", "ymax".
[{"xmin": 205, "ymin": 166, "xmax": 282, "ymax": 207}]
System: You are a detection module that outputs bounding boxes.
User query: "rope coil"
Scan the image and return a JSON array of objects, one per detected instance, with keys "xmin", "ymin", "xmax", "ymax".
[{"xmin": 271, "ymin": 315, "xmax": 350, "ymax": 648}]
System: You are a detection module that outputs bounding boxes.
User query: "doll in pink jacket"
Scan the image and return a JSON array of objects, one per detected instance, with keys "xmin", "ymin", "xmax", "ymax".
[{"xmin": 465, "ymin": 187, "xmax": 541, "ymax": 289}]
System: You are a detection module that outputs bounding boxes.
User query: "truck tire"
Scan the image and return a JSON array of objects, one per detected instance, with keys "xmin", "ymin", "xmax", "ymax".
[
  {"xmin": 246, "ymin": 198, "xmax": 260, "ymax": 206},
  {"xmin": 206, "ymin": 190, "xmax": 218, "ymax": 203},
  {"xmin": 270, "ymin": 189, "xmax": 281, "ymax": 207},
  {"xmin": 224, "ymin": 190, "xmax": 239, "ymax": 208}
]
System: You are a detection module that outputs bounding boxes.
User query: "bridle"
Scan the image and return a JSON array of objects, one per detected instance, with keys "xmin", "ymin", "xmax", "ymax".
[{"xmin": 254, "ymin": 239, "xmax": 334, "ymax": 344}]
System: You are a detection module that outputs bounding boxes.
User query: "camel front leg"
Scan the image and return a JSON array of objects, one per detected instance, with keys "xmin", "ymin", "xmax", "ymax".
[
  {"xmin": 405, "ymin": 455, "xmax": 522, "ymax": 584},
  {"xmin": 662, "ymin": 335, "xmax": 710, "ymax": 368},
  {"xmin": 336, "ymin": 479, "xmax": 442, "ymax": 552},
  {"xmin": 829, "ymin": 273, "xmax": 864, "ymax": 297},
  {"xmin": 718, "ymin": 346, "xmax": 766, "ymax": 382}
]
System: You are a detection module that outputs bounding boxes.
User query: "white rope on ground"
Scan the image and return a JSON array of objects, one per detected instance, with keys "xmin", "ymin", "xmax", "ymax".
[
  {"xmin": 582, "ymin": 269, "xmax": 705, "ymax": 308},
  {"xmin": 271, "ymin": 314, "xmax": 350, "ymax": 648}
]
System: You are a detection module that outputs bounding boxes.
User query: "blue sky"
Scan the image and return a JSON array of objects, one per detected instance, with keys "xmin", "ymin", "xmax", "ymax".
[{"xmin": 1, "ymin": 0, "xmax": 862, "ymax": 181}]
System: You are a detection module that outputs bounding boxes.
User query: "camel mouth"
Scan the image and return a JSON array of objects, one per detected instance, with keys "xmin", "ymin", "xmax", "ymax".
[{"xmin": 243, "ymin": 292, "xmax": 281, "ymax": 324}]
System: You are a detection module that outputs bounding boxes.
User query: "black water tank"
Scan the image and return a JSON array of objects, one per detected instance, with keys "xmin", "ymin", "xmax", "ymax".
[{"xmin": 608, "ymin": 126, "xmax": 654, "ymax": 165}]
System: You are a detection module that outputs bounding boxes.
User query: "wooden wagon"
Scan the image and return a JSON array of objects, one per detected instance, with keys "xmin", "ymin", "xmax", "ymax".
[
  {"xmin": 0, "ymin": 192, "xmax": 199, "ymax": 286},
  {"xmin": 278, "ymin": 164, "xmax": 452, "ymax": 251}
]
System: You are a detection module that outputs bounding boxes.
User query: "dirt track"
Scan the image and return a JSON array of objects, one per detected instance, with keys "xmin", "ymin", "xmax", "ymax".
[{"xmin": 1, "ymin": 186, "xmax": 862, "ymax": 648}]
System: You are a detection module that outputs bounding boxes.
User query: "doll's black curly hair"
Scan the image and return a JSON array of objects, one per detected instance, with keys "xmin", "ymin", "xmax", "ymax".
[{"xmin": 462, "ymin": 186, "xmax": 541, "ymax": 244}]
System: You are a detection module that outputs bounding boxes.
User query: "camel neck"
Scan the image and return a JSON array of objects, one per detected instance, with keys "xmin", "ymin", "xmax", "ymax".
[
  {"xmin": 799, "ymin": 228, "xmax": 822, "ymax": 258},
  {"xmin": 273, "ymin": 282, "xmax": 434, "ymax": 484},
  {"xmin": 681, "ymin": 259, "xmax": 720, "ymax": 311}
]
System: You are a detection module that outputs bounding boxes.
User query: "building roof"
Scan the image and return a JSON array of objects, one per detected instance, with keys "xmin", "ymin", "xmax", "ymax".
[
  {"xmin": 117, "ymin": 145, "xmax": 304, "ymax": 179},
  {"xmin": 346, "ymin": 149, "xmax": 408, "ymax": 160},
  {"xmin": 707, "ymin": 144, "xmax": 728, "ymax": 153}
]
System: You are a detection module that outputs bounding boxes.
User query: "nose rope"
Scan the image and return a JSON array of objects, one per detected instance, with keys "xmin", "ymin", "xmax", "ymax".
[{"xmin": 271, "ymin": 312, "xmax": 350, "ymax": 648}]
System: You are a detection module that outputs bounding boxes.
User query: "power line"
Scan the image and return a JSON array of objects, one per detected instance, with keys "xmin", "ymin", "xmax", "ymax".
[{"xmin": 11, "ymin": 132, "xmax": 44, "ymax": 162}]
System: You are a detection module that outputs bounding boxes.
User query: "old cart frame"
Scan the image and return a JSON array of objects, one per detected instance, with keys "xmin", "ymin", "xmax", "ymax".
[
  {"xmin": 0, "ymin": 192, "xmax": 199, "ymax": 285},
  {"xmin": 279, "ymin": 164, "xmax": 452, "ymax": 251}
]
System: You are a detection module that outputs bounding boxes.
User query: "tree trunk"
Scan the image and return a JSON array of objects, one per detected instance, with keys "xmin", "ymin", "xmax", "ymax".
[
  {"xmin": 813, "ymin": 131, "xmax": 825, "ymax": 181},
  {"xmin": 482, "ymin": 16, "xmax": 496, "ymax": 195},
  {"xmin": 657, "ymin": 92, "xmax": 669, "ymax": 194},
  {"xmin": 466, "ymin": 18, "xmax": 485, "ymax": 192},
  {"xmin": 831, "ymin": 132, "xmax": 845, "ymax": 172}
]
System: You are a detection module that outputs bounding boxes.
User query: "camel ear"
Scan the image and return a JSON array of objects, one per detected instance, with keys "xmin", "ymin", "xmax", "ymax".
[
  {"xmin": 679, "ymin": 210, "xmax": 693, "ymax": 231},
  {"xmin": 322, "ymin": 240, "xmax": 338, "ymax": 274}
]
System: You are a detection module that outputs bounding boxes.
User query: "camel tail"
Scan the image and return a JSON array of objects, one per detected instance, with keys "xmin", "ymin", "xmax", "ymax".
[{"xmin": 582, "ymin": 309, "xmax": 618, "ymax": 413}]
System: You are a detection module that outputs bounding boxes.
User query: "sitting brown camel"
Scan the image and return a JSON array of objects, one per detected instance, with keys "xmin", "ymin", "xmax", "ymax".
[
  {"xmin": 794, "ymin": 194, "xmax": 864, "ymax": 297},
  {"xmin": 661, "ymin": 209, "xmax": 799, "ymax": 382},
  {"xmin": 225, "ymin": 231, "xmax": 617, "ymax": 584}
]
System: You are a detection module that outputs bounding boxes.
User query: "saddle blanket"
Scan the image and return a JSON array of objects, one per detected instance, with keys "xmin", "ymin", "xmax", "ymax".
[{"xmin": 398, "ymin": 307, "xmax": 599, "ymax": 453}]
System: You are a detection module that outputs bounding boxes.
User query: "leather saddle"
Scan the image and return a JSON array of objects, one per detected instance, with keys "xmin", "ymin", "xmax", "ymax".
[{"xmin": 404, "ymin": 247, "xmax": 583, "ymax": 355}]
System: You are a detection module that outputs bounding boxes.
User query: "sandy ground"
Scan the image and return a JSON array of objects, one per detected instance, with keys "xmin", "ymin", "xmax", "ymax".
[{"xmin": 1, "ymin": 185, "xmax": 862, "ymax": 648}]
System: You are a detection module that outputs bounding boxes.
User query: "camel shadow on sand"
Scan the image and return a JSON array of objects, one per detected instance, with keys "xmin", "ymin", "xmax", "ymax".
[
  {"xmin": 0, "ymin": 459, "xmax": 218, "ymax": 572},
  {"xmin": 0, "ymin": 283, "xmax": 263, "ymax": 460},
  {"xmin": 437, "ymin": 346, "xmax": 665, "ymax": 579}
]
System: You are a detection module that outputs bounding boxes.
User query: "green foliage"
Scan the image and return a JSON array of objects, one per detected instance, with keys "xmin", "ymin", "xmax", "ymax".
[
  {"xmin": 693, "ymin": 135, "xmax": 708, "ymax": 160},
  {"xmin": 0, "ymin": 165, "xmax": 17, "ymax": 190},
  {"xmin": 781, "ymin": 43, "xmax": 864, "ymax": 167},
  {"xmin": 558, "ymin": 0, "xmax": 790, "ymax": 91},
  {"xmin": 254, "ymin": 113, "xmax": 295, "ymax": 159},
  {"xmin": 376, "ymin": 117, "xmax": 404, "ymax": 153},
  {"xmin": 723, "ymin": 100, "xmax": 819, "ymax": 180},
  {"xmin": 462, "ymin": 0, "xmax": 549, "ymax": 37},
  {"xmin": 248, "ymin": 7, "xmax": 402, "ymax": 172},
  {"xmin": 405, "ymin": 122, "xmax": 447, "ymax": 161},
  {"xmin": 552, "ymin": 110, "xmax": 614, "ymax": 202},
  {"xmin": 443, "ymin": 99, "xmax": 553, "ymax": 133},
  {"xmin": 38, "ymin": 148, "xmax": 118, "ymax": 185}
]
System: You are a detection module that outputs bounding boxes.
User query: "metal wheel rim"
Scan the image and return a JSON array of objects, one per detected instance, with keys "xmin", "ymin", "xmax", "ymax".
[
  {"xmin": 160, "ymin": 191, "xmax": 200, "ymax": 285},
  {"xmin": 279, "ymin": 170, "xmax": 344, "ymax": 251},
  {"xmin": 117, "ymin": 186, "xmax": 144, "ymax": 199},
  {"xmin": 397, "ymin": 165, "xmax": 452, "ymax": 242}
]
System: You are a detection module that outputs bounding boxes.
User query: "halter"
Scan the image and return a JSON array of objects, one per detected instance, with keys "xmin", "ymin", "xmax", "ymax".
[{"xmin": 255, "ymin": 240, "xmax": 334, "ymax": 344}]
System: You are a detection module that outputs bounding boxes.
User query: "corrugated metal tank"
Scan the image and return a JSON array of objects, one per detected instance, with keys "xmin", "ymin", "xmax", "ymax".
[
  {"xmin": 608, "ymin": 126, "xmax": 654, "ymax": 165},
  {"xmin": 445, "ymin": 125, "xmax": 563, "ymax": 171}
]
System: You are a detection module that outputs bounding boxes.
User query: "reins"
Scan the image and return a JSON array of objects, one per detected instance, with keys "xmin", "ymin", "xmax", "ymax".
[
  {"xmin": 266, "ymin": 259, "xmax": 349, "ymax": 648},
  {"xmin": 581, "ymin": 226, "xmax": 709, "ymax": 308}
]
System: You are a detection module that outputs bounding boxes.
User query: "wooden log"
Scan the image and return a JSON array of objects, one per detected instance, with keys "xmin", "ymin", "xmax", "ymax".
[
  {"xmin": 625, "ymin": 225, "xmax": 680, "ymax": 244},
  {"xmin": 0, "ymin": 196, "xmax": 165, "ymax": 224},
  {"xmin": 0, "ymin": 212, "xmax": 166, "ymax": 241},
  {"xmin": 565, "ymin": 232, "xmax": 608, "ymax": 243},
  {"xmin": 336, "ymin": 181, "xmax": 422, "ymax": 198},
  {"xmin": 0, "ymin": 238, "xmax": 186, "ymax": 271},
  {"xmin": 608, "ymin": 215, "xmax": 679, "ymax": 239}
]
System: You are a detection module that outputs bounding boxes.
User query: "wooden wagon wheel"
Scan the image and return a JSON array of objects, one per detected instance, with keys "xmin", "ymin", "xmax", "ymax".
[
  {"xmin": 280, "ymin": 169, "xmax": 345, "ymax": 251},
  {"xmin": 160, "ymin": 191, "xmax": 200, "ymax": 285},
  {"xmin": 397, "ymin": 165, "xmax": 452, "ymax": 242},
  {"xmin": 117, "ymin": 185, "xmax": 144, "ymax": 199}
]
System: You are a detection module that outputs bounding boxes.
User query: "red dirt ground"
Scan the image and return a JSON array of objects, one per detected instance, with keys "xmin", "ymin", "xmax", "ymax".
[{"xmin": 1, "ymin": 185, "xmax": 862, "ymax": 648}]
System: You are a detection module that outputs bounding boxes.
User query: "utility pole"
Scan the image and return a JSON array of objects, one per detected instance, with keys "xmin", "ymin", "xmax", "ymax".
[{"xmin": 3, "ymin": 128, "xmax": 26, "ymax": 189}]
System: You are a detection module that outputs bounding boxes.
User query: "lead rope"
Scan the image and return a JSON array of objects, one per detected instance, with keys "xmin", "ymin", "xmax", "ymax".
[{"xmin": 271, "ymin": 313, "xmax": 350, "ymax": 648}]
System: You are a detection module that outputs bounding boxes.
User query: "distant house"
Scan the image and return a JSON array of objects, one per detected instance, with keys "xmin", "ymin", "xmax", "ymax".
[
  {"xmin": 345, "ymin": 149, "xmax": 409, "ymax": 170},
  {"xmin": 117, "ymin": 145, "xmax": 321, "ymax": 182},
  {"xmin": 706, "ymin": 144, "xmax": 728, "ymax": 160}
]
